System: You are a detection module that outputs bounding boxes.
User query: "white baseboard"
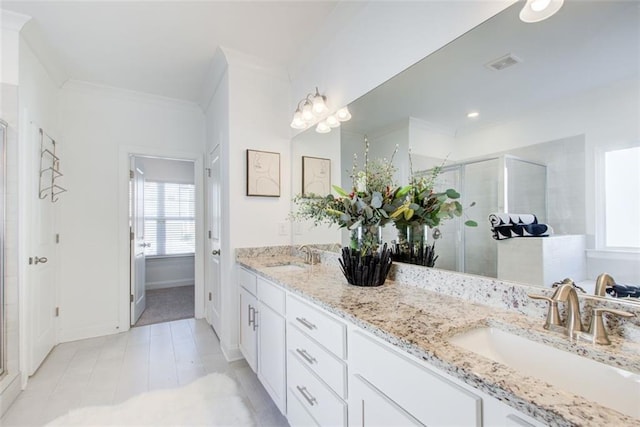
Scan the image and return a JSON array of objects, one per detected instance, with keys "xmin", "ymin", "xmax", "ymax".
[
  {"xmin": 221, "ymin": 343, "xmax": 243, "ymax": 363},
  {"xmin": 0, "ymin": 372, "xmax": 22, "ymax": 417},
  {"xmin": 145, "ymin": 280, "xmax": 194, "ymax": 291},
  {"xmin": 58, "ymin": 322, "xmax": 124, "ymax": 344}
]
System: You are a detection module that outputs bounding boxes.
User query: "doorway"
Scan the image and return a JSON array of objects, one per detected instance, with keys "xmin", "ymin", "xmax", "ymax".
[{"xmin": 129, "ymin": 156, "xmax": 196, "ymax": 327}]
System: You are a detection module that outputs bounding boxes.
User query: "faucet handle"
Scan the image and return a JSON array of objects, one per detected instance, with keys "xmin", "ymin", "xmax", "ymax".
[
  {"xmin": 581, "ymin": 308, "xmax": 636, "ymax": 345},
  {"xmin": 528, "ymin": 294, "xmax": 562, "ymax": 329}
]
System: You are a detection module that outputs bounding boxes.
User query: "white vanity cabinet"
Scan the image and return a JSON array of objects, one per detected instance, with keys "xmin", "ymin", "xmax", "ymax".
[
  {"xmin": 286, "ymin": 294, "xmax": 348, "ymax": 427},
  {"xmin": 237, "ymin": 263, "xmax": 547, "ymax": 427},
  {"xmin": 349, "ymin": 329, "xmax": 481, "ymax": 426},
  {"xmin": 238, "ymin": 269, "xmax": 258, "ymax": 372},
  {"xmin": 256, "ymin": 277, "xmax": 287, "ymax": 413},
  {"xmin": 348, "ymin": 328, "xmax": 545, "ymax": 427},
  {"xmin": 237, "ymin": 268, "xmax": 287, "ymax": 413}
]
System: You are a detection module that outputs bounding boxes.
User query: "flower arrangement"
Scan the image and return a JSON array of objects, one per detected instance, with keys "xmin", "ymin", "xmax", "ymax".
[
  {"xmin": 292, "ymin": 138, "xmax": 398, "ymax": 255},
  {"xmin": 291, "ymin": 138, "xmax": 477, "ymax": 283},
  {"xmin": 388, "ymin": 153, "xmax": 477, "ymax": 266}
]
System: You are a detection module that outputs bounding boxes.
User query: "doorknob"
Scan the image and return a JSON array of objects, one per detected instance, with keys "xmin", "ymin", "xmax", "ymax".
[
  {"xmin": 212, "ymin": 249, "xmax": 220, "ymax": 256},
  {"xmin": 32, "ymin": 256, "xmax": 48, "ymax": 265}
]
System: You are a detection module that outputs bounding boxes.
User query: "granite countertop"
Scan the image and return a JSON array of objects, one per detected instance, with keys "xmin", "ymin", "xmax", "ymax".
[{"xmin": 236, "ymin": 254, "xmax": 640, "ymax": 427}]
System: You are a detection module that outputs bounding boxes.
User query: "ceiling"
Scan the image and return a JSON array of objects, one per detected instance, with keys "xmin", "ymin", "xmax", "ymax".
[
  {"xmin": 342, "ymin": 0, "xmax": 640, "ymax": 136},
  {"xmin": 2, "ymin": 1, "xmax": 339, "ymax": 103}
]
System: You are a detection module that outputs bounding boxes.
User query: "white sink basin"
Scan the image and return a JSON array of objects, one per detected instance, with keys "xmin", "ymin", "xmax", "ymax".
[
  {"xmin": 263, "ymin": 263, "xmax": 308, "ymax": 273},
  {"xmin": 449, "ymin": 327, "xmax": 640, "ymax": 419}
]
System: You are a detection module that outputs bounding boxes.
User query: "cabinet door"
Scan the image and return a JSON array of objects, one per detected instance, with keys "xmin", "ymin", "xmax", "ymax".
[
  {"xmin": 349, "ymin": 374, "xmax": 424, "ymax": 427},
  {"xmin": 258, "ymin": 302, "xmax": 287, "ymax": 414},
  {"xmin": 239, "ymin": 287, "xmax": 258, "ymax": 372}
]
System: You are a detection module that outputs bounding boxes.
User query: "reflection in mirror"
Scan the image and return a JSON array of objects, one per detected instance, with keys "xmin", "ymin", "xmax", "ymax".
[
  {"xmin": 291, "ymin": 1, "xmax": 640, "ymax": 301},
  {"xmin": 0, "ymin": 120, "xmax": 5, "ymax": 377}
]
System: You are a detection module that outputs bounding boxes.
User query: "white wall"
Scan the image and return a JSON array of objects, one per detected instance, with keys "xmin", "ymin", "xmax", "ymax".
[
  {"xmin": 137, "ymin": 157, "xmax": 194, "ymax": 184},
  {"xmin": 204, "ymin": 48, "xmax": 291, "ymax": 359},
  {"xmin": 290, "ymin": 1, "xmax": 515, "ymax": 117},
  {"xmin": 145, "ymin": 256, "xmax": 194, "ymax": 290},
  {"xmin": 291, "ymin": 127, "xmax": 341, "ymax": 245},
  {"xmin": 57, "ymin": 80, "xmax": 205, "ymax": 342}
]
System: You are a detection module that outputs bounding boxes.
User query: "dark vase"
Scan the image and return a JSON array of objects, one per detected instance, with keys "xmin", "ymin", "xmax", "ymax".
[
  {"xmin": 392, "ymin": 224, "xmax": 438, "ymax": 267},
  {"xmin": 338, "ymin": 225, "xmax": 392, "ymax": 287}
]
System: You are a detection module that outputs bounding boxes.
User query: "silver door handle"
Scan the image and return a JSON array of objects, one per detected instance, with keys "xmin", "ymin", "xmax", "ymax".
[
  {"xmin": 212, "ymin": 249, "xmax": 220, "ymax": 255},
  {"xmin": 296, "ymin": 348, "xmax": 317, "ymax": 364},
  {"xmin": 33, "ymin": 256, "xmax": 48, "ymax": 265},
  {"xmin": 295, "ymin": 317, "xmax": 317, "ymax": 330},
  {"xmin": 296, "ymin": 386, "xmax": 317, "ymax": 406}
]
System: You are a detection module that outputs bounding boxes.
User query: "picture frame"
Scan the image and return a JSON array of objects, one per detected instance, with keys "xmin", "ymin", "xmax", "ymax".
[
  {"xmin": 302, "ymin": 156, "xmax": 331, "ymax": 197},
  {"xmin": 246, "ymin": 149, "xmax": 280, "ymax": 197}
]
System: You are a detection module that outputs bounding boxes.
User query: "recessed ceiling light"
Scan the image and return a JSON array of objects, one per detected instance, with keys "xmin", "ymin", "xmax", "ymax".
[{"xmin": 467, "ymin": 112, "xmax": 479, "ymax": 118}]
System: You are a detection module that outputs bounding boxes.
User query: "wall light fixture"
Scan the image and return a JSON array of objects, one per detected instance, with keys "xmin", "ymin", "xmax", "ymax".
[{"xmin": 290, "ymin": 87, "xmax": 352, "ymax": 133}]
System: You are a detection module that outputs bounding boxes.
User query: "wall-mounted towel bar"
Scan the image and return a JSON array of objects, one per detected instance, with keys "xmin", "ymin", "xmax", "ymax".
[{"xmin": 38, "ymin": 128, "xmax": 67, "ymax": 203}]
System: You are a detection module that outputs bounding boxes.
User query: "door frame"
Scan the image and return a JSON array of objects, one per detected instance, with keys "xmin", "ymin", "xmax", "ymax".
[{"xmin": 117, "ymin": 146, "xmax": 204, "ymax": 332}]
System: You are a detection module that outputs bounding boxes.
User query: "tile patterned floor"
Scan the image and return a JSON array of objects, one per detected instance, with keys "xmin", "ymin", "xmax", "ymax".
[{"xmin": 1, "ymin": 318, "xmax": 288, "ymax": 427}]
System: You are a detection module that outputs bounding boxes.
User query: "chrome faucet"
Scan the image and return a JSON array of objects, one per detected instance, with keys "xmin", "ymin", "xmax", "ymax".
[
  {"xmin": 298, "ymin": 245, "xmax": 314, "ymax": 265},
  {"xmin": 594, "ymin": 272, "xmax": 616, "ymax": 297}
]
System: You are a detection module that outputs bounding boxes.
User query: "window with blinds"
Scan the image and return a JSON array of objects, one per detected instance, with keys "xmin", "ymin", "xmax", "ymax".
[{"xmin": 144, "ymin": 181, "xmax": 195, "ymax": 256}]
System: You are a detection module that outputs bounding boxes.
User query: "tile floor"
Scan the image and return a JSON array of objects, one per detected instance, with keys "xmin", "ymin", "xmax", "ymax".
[{"xmin": 1, "ymin": 318, "xmax": 288, "ymax": 426}]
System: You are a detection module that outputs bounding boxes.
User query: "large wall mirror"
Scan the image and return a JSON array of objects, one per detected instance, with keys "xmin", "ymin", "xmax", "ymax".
[
  {"xmin": 291, "ymin": 1, "xmax": 639, "ymax": 302},
  {"xmin": 0, "ymin": 119, "xmax": 6, "ymax": 378}
]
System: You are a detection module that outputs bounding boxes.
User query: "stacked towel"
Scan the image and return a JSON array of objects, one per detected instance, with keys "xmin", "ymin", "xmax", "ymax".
[
  {"xmin": 606, "ymin": 283, "xmax": 640, "ymax": 299},
  {"xmin": 488, "ymin": 213, "xmax": 553, "ymax": 240}
]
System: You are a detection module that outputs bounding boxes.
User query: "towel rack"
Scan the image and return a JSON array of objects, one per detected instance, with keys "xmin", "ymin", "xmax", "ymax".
[{"xmin": 38, "ymin": 128, "xmax": 67, "ymax": 203}]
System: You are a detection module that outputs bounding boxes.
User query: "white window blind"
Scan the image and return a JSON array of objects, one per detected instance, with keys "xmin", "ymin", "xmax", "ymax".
[{"xmin": 144, "ymin": 181, "xmax": 195, "ymax": 256}]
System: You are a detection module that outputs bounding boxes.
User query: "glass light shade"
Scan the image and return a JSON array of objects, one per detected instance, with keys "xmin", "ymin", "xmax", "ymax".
[
  {"xmin": 302, "ymin": 101, "xmax": 314, "ymax": 121},
  {"xmin": 326, "ymin": 115, "xmax": 340, "ymax": 128},
  {"xmin": 336, "ymin": 107, "xmax": 352, "ymax": 121},
  {"xmin": 290, "ymin": 111, "xmax": 307, "ymax": 129},
  {"xmin": 316, "ymin": 121, "xmax": 331, "ymax": 134},
  {"xmin": 519, "ymin": 0, "xmax": 564, "ymax": 23},
  {"xmin": 312, "ymin": 94, "xmax": 328, "ymax": 115}
]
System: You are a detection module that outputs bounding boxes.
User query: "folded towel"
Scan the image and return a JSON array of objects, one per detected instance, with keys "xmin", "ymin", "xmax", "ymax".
[
  {"xmin": 492, "ymin": 224, "xmax": 553, "ymax": 240},
  {"xmin": 606, "ymin": 283, "xmax": 640, "ymax": 299},
  {"xmin": 489, "ymin": 213, "xmax": 538, "ymax": 227}
]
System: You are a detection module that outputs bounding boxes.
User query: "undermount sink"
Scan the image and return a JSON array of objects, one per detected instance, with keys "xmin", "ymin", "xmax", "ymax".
[
  {"xmin": 449, "ymin": 327, "xmax": 640, "ymax": 419},
  {"xmin": 263, "ymin": 262, "xmax": 308, "ymax": 273}
]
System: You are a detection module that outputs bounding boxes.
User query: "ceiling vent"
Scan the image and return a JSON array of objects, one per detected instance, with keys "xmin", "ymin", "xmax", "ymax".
[{"xmin": 485, "ymin": 54, "xmax": 522, "ymax": 71}]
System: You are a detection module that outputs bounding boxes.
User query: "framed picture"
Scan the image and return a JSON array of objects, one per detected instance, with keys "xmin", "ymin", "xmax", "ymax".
[
  {"xmin": 246, "ymin": 149, "xmax": 280, "ymax": 197},
  {"xmin": 302, "ymin": 156, "xmax": 331, "ymax": 197}
]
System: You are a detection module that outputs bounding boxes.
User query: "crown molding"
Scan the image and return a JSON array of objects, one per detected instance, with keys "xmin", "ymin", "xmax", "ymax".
[{"xmin": 0, "ymin": 9, "xmax": 31, "ymax": 32}]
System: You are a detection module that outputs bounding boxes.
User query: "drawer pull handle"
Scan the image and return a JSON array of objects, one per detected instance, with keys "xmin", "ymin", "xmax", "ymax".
[
  {"xmin": 296, "ymin": 385, "xmax": 317, "ymax": 406},
  {"xmin": 296, "ymin": 348, "xmax": 317, "ymax": 364},
  {"xmin": 252, "ymin": 310, "xmax": 259, "ymax": 331},
  {"xmin": 295, "ymin": 317, "xmax": 317, "ymax": 330},
  {"xmin": 248, "ymin": 305, "xmax": 254, "ymax": 326}
]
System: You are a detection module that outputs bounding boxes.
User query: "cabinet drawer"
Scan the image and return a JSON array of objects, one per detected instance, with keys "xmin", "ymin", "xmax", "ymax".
[
  {"xmin": 258, "ymin": 277, "xmax": 285, "ymax": 313},
  {"xmin": 287, "ymin": 386, "xmax": 320, "ymax": 427},
  {"xmin": 350, "ymin": 330, "xmax": 481, "ymax": 427},
  {"xmin": 288, "ymin": 324, "xmax": 347, "ymax": 398},
  {"xmin": 288, "ymin": 352, "xmax": 346, "ymax": 427},
  {"xmin": 238, "ymin": 267, "xmax": 257, "ymax": 295},
  {"xmin": 287, "ymin": 295, "xmax": 346, "ymax": 358}
]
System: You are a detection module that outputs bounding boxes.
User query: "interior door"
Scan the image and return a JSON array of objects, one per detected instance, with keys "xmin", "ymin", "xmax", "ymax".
[
  {"xmin": 130, "ymin": 157, "xmax": 146, "ymax": 325},
  {"xmin": 27, "ymin": 121, "xmax": 57, "ymax": 375},
  {"xmin": 207, "ymin": 145, "xmax": 222, "ymax": 334}
]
